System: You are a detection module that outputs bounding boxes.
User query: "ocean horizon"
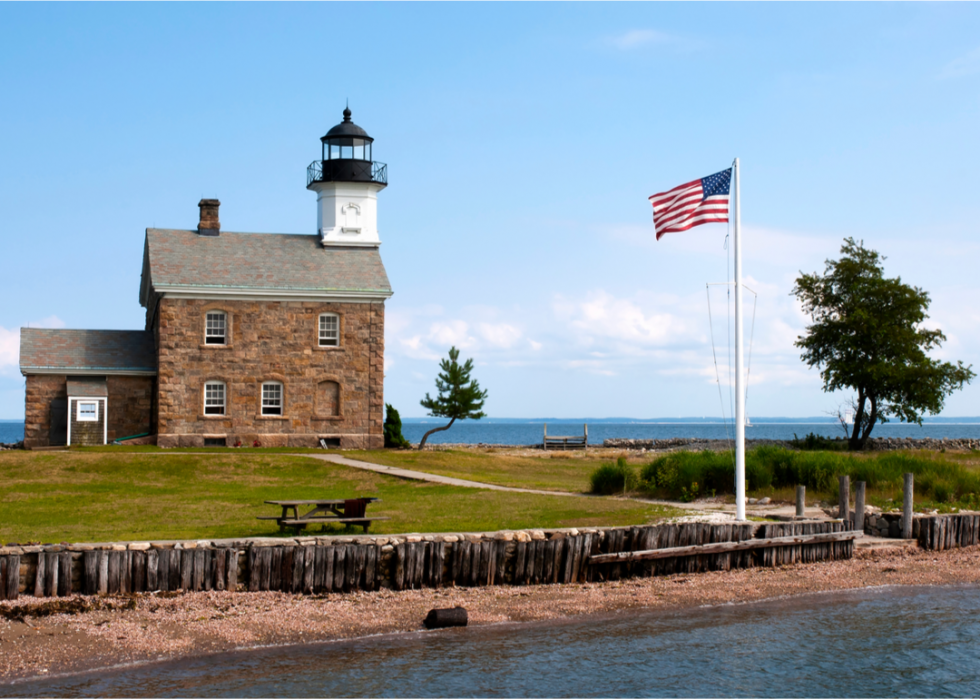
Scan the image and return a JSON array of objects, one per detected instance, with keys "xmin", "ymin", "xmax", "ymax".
[{"xmin": 5, "ymin": 416, "xmax": 980, "ymax": 446}]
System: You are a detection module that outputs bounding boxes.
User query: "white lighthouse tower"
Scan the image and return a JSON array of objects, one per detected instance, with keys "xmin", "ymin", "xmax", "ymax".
[{"xmin": 307, "ymin": 107, "xmax": 388, "ymax": 248}]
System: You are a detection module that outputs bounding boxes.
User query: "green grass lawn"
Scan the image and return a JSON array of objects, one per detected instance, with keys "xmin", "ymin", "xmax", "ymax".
[
  {"xmin": 347, "ymin": 448, "xmax": 643, "ymax": 493},
  {"xmin": 0, "ymin": 451, "xmax": 677, "ymax": 544}
]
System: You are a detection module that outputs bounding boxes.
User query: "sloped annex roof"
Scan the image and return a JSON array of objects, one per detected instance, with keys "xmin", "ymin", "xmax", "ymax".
[
  {"xmin": 20, "ymin": 329, "xmax": 156, "ymax": 375},
  {"xmin": 67, "ymin": 377, "xmax": 108, "ymax": 397},
  {"xmin": 139, "ymin": 229, "xmax": 392, "ymax": 307}
]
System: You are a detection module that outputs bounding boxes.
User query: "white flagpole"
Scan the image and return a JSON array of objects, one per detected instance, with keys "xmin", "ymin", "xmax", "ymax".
[{"xmin": 733, "ymin": 158, "xmax": 746, "ymax": 522}]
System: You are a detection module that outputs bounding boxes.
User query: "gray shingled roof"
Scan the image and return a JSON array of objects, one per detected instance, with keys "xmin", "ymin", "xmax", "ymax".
[
  {"xmin": 140, "ymin": 229, "xmax": 392, "ymax": 306},
  {"xmin": 67, "ymin": 378, "xmax": 108, "ymax": 397},
  {"xmin": 20, "ymin": 329, "xmax": 156, "ymax": 374}
]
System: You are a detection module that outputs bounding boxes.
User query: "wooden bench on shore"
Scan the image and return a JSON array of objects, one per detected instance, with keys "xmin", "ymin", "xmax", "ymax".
[
  {"xmin": 543, "ymin": 423, "xmax": 588, "ymax": 450},
  {"xmin": 258, "ymin": 497, "xmax": 389, "ymax": 533}
]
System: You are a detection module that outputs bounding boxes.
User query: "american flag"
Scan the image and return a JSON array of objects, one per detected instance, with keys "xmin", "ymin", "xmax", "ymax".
[{"xmin": 649, "ymin": 168, "xmax": 731, "ymax": 240}]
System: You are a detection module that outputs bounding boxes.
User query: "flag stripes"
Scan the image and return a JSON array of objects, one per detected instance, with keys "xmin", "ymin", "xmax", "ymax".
[{"xmin": 649, "ymin": 169, "xmax": 731, "ymax": 240}]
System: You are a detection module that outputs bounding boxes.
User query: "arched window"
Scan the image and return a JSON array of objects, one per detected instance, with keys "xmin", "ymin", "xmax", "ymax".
[
  {"xmin": 319, "ymin": 313, "xmax": 339, "ymax": 347},
  {"xmin": 261, "ymin": 382, "xmax": 283, "ymax": 416},
  {"xmin": 205, "ymin": 311, "xmax": 227, "ymax": 345},
  {"xmin": 204, "ymin": 381, "xmax": 226, "ymax": 415}
]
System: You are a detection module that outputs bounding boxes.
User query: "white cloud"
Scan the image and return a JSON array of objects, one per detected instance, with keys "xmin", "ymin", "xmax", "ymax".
[
  {"xmin": 608, "ymin": 29, "xmax": 672, "ymax": 50},
  {"xmin": 476, "ymin": 322, "xmax": 522, "ymax": 349},
  {"xmin": 555, "ymin": 290, "xmax": 699, "ymax": 351},
  {"xmin": 0, "ymin": 327, "xmax": 18, "ymax": 376},
  {"xmin": 940, "ymin": 46, "xmax": 980, "ymax": 79},
  {"xmin": 429, "ymin": 320, "xmax": 474, "ymax": 349}
]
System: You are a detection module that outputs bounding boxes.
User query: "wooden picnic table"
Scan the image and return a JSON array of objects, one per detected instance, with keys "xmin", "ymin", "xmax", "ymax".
[{"xmin": 258, "ymin": 497, "xmax": 388, "ymax": 533}]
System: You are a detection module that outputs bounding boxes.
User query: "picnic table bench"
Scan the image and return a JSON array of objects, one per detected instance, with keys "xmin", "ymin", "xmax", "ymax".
[{"xmin": 258, "ymin": 497, "xmax": 388, "ymax": 533}]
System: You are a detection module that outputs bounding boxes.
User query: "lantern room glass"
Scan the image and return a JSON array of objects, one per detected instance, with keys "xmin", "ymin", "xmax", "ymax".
[{"xmin": 323, "ymin": 138, "xmax": 372, "ymax": 161}]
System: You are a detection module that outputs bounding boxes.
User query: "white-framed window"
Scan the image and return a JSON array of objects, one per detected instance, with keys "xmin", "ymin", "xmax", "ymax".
[
  {"xmin": 319, "ymin": 313, "xmax": 339, "ymax": 347},
  {"xmin": 77, "ymin": 400, "xmax": 99, "ymax": 422},
  {"xmin": 204, "ymin": 381, "xmax": 226, "ymax": 415},
  {"xmin": 205, "ymin": 311, "xmax": 227, "ymax": 345},
  {"xmin": 261, "ymin": 382, "xmax": 283, "ymax": 416}
]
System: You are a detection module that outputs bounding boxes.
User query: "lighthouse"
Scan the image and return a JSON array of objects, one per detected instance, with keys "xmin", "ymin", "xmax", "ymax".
[{"xmin": 307, "ymin": 107, "xmax": 388, "ymax": 248}]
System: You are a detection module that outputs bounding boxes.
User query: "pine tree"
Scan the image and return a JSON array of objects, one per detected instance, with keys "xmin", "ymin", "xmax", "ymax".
[{"xmin": 418, "ymin": 346, "xmax": 488, "ymax": 450}]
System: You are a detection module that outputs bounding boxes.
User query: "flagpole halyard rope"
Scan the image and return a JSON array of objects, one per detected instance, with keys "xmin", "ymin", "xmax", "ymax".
[{"xmin": 706, "ymin": 284, "xmax": 736, "ymax": 463}]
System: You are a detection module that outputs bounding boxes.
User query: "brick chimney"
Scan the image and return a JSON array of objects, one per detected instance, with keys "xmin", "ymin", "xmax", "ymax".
[{"xmin": 197, "ymin": 199, "xmax": 220, "ymax": 236}]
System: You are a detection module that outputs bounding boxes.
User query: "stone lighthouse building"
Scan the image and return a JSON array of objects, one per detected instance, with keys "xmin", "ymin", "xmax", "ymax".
[{"xmin": 20, "ymin": 108, "xmax": 392, "ymax": 448}]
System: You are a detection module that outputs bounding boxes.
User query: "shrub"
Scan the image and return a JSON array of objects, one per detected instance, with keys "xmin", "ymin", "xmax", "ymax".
[
  {"xmin": 791, "ymin": 432, "xmax": 848, "ymax": 451},
  {"xmin": 590, "ymin": 457, "xmax": 638, "ymax": 495},
  {"xmin": 637, "ymin": 444, "xmax": 980, "ymax": 508},
  {"xmin": 383, "ymin": 404, "xmax": 412, "ymax": 449}
]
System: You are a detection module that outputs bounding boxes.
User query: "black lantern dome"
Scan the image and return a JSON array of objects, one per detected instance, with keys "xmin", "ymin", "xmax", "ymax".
[{"xmin": 307, "ymin": 107, "xmax": 387, "ymax": 188}]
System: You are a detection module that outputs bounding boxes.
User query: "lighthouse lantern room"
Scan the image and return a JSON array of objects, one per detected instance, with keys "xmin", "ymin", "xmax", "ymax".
[{"xmin": 307, "ymin": 106, "xmax": 388, "ymax": 248}]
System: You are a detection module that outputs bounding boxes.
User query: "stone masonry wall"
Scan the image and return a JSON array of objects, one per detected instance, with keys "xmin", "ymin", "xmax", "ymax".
[
  {"xmin": 24, "ymin": 375, "xmax": 155, "ymax": 447},
  {"xmin": 23, "ymin": 375, "xmax": 67, "ymax": 449},
  {"xmin": 105, "ymin": 376, "xmax": 155, "ymax": 442},
  {"xmin": 155, "ymin": 298, "xmax": 385, "ymax": 449}
]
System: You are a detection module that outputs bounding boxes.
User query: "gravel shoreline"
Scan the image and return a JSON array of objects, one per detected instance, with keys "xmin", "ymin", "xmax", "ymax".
[{"xmin": 2, "ymin": 542, "xmax": 978, "ymax": 684}]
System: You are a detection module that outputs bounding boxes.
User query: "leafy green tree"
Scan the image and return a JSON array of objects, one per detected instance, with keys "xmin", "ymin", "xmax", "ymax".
[
  {"xmin": 383, "ymin": 403, "xmax": 412, "ymax": 449},
  {"xmin": 793, "ymin": 238, "xmax": 974, "ymax": 450},
  {"xmin": 418, "ymin": 346, "xmax": 488, "ymax": 450}
]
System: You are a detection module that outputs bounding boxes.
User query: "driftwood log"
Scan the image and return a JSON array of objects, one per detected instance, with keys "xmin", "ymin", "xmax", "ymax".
[{"xmin": 589, "ymin": 530, "xmax": 861, "ymax": 564}]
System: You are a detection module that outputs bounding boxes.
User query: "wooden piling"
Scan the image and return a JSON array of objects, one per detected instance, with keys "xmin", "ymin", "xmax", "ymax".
[
  {"xmin": 83, "ymin": 551, "xmax": 98, "ymax": 594},
  {"xmin": 323, "ymin": 546, "xmax": 336, "ymax": 592},
  {"xmin": 403, "ymin": 543, "xmax": 417, "ymax": 589},
  {"xmin": 227, "ymin": 549, "xmax": 239, "ymax": 591},
  {"xmin": 269, "ymin": 547, "xmax": 282, "ymax": 591},
  {"xmin": 854, "ymin": 482, "xmax": 866, "ymax": 533},
  {"xmin": 33, "ymin": 551, "xmax": 46, "ymax": 597},
  {"xmin": 902, "ymin": 472, "xmax": 914, "ymax": 539},
  {"xmin": 46, "ymin": 553, "xmax": 60, "ymax": 598},
  {"xmin": 513, "ymin": 541, "xmax": 527, "ymax": 585},
  {"xmin": 108, "ymin": 551, "xmax": 122, "ymax": 595},
  {"xmin": 193, "ymin": 549, "xmax": 206, "ymax": 591},
  {"xmin": 796, "ymin": 486, "xmax": 805, "ymax": 518},
  {"xmin": 122, "ymin": 551, "xmax": 132, "ymax": 594},
  {"xmin": 290, "ymin": 546, "xmax": 304, "ymax": 593},
  {"xmin": 169, "ymin": 549, "xmax": 181, "ymax": 592},
  {"xmin": 133, "ymin": 551, "xmax": 146, "ymax": 594},
  {"xmin": 393, "ymin": 544, "xmax": 405, "ymax": 590},
  {"xmin": 364, "ymin": 545, "xmax": 377, "ymax": 592},
  {"xmin": 838, "ymin": 475, "xmax": 850, "ymax": 527},
  {"xmin": 1, "ymin": 556, "xmax": 18, "ymax": 600},
  {"xmin": 435, "ymin": 542, "xmax": 448, "ymax": 588},
  {"xmin": 214, "ymin": 549, "xmax": 226, "ymax": 592},
  {"xmin": 351, "ymin": 545, "xmax": 366, "ymax": 592},
  {"xmin": 304, "ymin": 546, "xmax": 316, "ymax": 594},
  {"xmin": 157, "ymin": 549, "xmax": 170, "ymax": 592},
  {"xmin": 180, "ymin": 549, "xmax": 193, "ymax": 591}
]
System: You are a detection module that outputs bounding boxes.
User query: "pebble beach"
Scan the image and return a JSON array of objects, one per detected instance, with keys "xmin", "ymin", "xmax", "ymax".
[{"xmin": 2, "ymin": 541, "xmax": 978, "ymax": 685}]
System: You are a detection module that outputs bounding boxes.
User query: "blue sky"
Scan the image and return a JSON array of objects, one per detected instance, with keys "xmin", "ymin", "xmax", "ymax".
[{"xmin": 1, "ymin": 3, "xmax": 979, "ymax": 419}]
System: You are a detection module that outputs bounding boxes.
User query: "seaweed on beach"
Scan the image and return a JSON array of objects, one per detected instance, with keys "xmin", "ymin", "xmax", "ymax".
[{"xmin": 0, "ymin": 596, "xmax": 137, "ymax": 621}]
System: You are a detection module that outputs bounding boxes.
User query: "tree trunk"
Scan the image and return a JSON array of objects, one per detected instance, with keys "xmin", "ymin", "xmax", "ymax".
[
  {"xmin": 418, "ymin": 417, "xmax": 456, "ymax": 450},
  {"xmin": 850, "ymin": 393, "xmax": 878, "ymax": 451},
  {"xmin": 849, "ymin": 392, "xmax": 867, "ymax": 451}
]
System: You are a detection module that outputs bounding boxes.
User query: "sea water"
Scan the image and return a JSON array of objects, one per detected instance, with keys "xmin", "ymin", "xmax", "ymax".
[
  {"xmin": 6, "ymin": 585, "xmax": 980, "ymax": 697},
  {"xmin": 4, "ymin": 420, "xmax": 980, "ymax": 446},
  {"xmin": 399, "ymin": 420, "xmax": 980, "ymax": 445}
]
